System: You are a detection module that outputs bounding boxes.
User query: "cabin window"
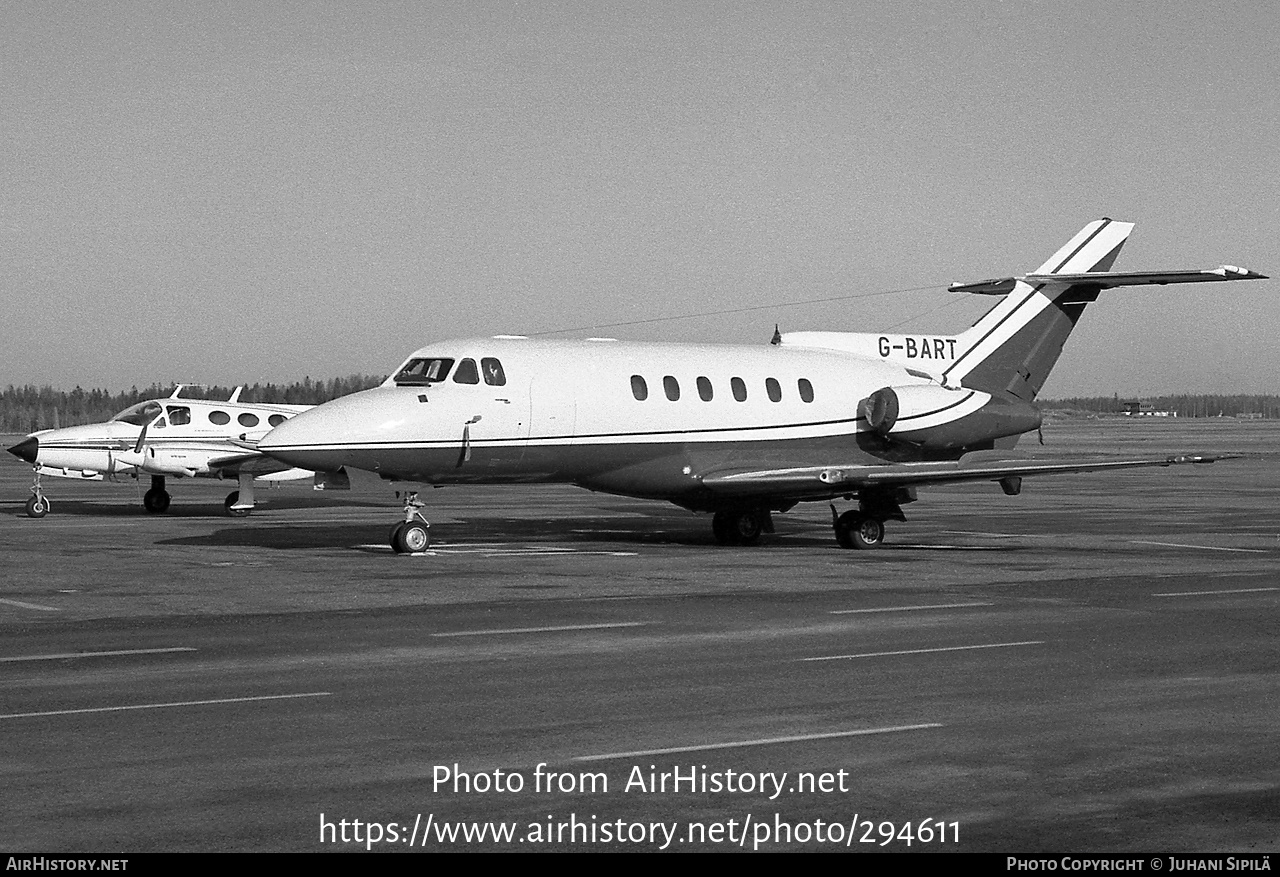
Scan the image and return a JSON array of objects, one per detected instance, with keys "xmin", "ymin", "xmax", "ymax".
[
  {"xmin": 481, "ymin": 357, "xmax": 506, "ymax": 386},
  {"xmin": 696, "ymin": 377, "xmax": 713, "ymax": 402},
  {"xmin": 167, "ymin": 406, "xmax": 191, "ymax": 426},
  {"xmin": 453, "ymin": 358, "xmax": 480, "ymax": 384},
  {"xmin": 663, "ymin": 376, "xmax": 680, "ymax": 401},
  {"xmin": 631, "ymin": 375, "xmax": 648, "ymax": 401},
  {"xmin": 766, "ymin": 378, "xmax": 782, "ymax": 402},
  {"xmin": 731, "ymin": 377, "xmax": 747, "ymax": 402},
  {"xmin": 238, "ymin": 413, "xmax": 260, "ymax": 428},
  {"xmin": 153, "ymin": 417, "xmax": 168, "ymax": 429},
  {"xmin": 393, "ymin": 357, "xmax": 454, "ymax": 386},
  {"xmin": 268, "ymin": 414, "xmax": 287, "ymax": 427},
  {"xmin": 798, "ymin": 378, "xmax": 814, "ymax": 403},
  {"xmin": 209, "ymin": 410, "xmax": 230, "ymax": 426}
]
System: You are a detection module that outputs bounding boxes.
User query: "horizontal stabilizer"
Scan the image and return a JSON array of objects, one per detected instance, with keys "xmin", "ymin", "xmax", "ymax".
[{"xmin": 951, "ymin": 265, "xmax": 1266, "ymax": 295}]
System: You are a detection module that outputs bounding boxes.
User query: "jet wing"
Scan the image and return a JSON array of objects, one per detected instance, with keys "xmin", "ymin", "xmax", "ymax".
[{"xmin": 699, "ymin": 454, "xmax": 1231, "ymax": 498}]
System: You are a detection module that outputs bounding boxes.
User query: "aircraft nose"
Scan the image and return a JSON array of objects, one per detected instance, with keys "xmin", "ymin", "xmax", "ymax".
[{"xmin": 7, "ymin": 436, "xmax": 38, "ymax": 464}]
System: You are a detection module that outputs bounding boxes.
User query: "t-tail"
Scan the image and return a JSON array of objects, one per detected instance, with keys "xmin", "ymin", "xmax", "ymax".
[{"xmin": 943, "ymin": 218, "xmax": 1266, "ymax": 400}]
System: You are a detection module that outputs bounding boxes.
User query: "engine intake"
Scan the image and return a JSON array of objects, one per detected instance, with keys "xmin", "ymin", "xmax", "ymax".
[{"xmin": 859, "ymin": 384, "xmax": 1041, "ymax": 450}]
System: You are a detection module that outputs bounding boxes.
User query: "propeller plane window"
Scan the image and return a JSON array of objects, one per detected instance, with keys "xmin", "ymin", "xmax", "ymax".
[
  {"xmin": 394, "ymin": 358, "xmax": 455, "ymax": 386},
  {"xmin": 239, "ymin": 413, "xmax": 260, "ymax": 428},
  {"xmin": 167, "ymin": 406, "xmax": 192, "ymax": 426},
  {"xmin": 268, "ymin": 414, "xmax": 287, "ymax": 427},
  {"xmin": 153, "ymin": 417, "xmax": 168, "ymax": 429},
  {"xmin": 209, "ymin": 410, "xmax": 231, "ymax": 425},
  {"xmin": 453, "ymin": 358, "xmax": 480, "ymax": 384},
  {"xmin": 110, "ymin": 400, "xmax": 162, "ymax": 426}
]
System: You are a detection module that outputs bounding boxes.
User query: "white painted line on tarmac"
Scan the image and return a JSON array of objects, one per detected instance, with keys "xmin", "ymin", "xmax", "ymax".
[
  {"xmin": 0, "ymin": 598, "xmax": 60, "ymax": 612},
  {"xmin": 572, "ymin": 724, "xmax": 943, "ymax": 762},
  {"xmin": 801, "ymin": 641, "xmax": 1044, "ymax": 662},
  {"xmin": 357, "ymin": 544, "xmax": 638, "ymax": 557},
  {"xmin": 432, "ymin": 622, "xmax": 651, "ymax": 638},
  {"xmin": 942, "ymin": 530, "xmax": 1041, "ymax": 538},
  {"xmin": 1130, "ymin": 540, "xmax": 1266, "ymax": 554},
  {"xmin": 0, "ymin": 647, "xmax": 197, "ymax": 663},
  {"xmin": 1153, "ymin": 587, "xmax": 1280, "ymax": 598},
  {"xmin": 0, "ymin": 691, "xmax": 333, "ymax": 720},
  {"xmin": 830, "ymin": 602, "xmax": 993, "ymax": 615}
]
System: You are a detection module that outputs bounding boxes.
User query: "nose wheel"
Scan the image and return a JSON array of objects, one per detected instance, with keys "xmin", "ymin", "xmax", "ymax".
[
  {"xmin": 24, "ymin": 469, "xmax": 50, "ymax": 518},
  {"xmin": 390, "ymin": 492, "xmax": 431, "ymax": 553}
]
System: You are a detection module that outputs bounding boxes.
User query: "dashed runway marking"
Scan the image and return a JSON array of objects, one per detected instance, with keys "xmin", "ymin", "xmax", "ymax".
[
  {"xmin": 801, "ymin": 641, "xmax": 1044, "ymax": 662},
  {"xmin": 431, "ymin": 622, "xmax": 651, "ymax": 638},
  {"xmin": 0, "ymin": 691, "xmax": 333, "ymax": 720},
  {"xmin": 1153, "ymin": 587, "xmax": 1279, "ymax": 598},
  {"xmin": 572, "ymin": 724, "xmax": 943, "ymax": 762},
  {"xmin": 0, "ymin": 598, "xmax": 60, "ymax": 612},
  {"xmin": 829, "ymin": 602, "xmax": 993, "ymax": 615},
  {"xmin": 0, "ymin": 647, "xmax": 197, "ymax": 663},
  {"xmin": 1130, "ymin": 540, "xmax": 1266, "ymax": 554}
]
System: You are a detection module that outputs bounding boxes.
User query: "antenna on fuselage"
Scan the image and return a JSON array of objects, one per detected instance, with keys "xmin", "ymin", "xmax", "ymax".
[{"xmin": 770, "ymin": 324, "xmax": 782, "ymax": 346}]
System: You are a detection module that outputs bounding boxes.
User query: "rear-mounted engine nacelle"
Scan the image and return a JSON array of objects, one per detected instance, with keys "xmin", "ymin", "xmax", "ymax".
[{"xmin": 859, "ymin": 384, "xmax": 1041, "ymax": 450}]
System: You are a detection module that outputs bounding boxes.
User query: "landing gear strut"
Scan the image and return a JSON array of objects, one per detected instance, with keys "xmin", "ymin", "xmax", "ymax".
[
  {"xmin": 143, "ymin": 476, "xmax": 171, "ymax": 513},
  {"xmin": 25, "ymin": 468, "xmax": 50, "ymax": 518},
  {"xmin": 224, "ymin": 473, "xmax": 256, "ymax": 517},
  {"xmin": 390, "ymin": 491, "xmax": 431, "ymax": 554}
]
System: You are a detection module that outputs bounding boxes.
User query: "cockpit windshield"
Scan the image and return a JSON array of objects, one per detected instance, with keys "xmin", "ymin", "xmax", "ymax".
[
  {"xmin": 109, "ymin": 400, "xmax": 163, "ymax": 426},
  {"xmin": 394, "ymin": 358, "xmax": 455, "ymax": 386}
]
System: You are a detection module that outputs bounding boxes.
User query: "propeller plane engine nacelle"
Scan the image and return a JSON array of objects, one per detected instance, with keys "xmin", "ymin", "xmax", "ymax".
[
  {"xmin": 859, "ymin": 384, "xmax": 1042, "ymax": 450},
  {"xmin": 140, "ymin": 447, "xmax": 203, "ymax": 477}
]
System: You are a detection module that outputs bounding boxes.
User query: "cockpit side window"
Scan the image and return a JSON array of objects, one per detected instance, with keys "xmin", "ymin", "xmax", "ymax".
[
  {"xmin": 167, "ymin": 406, "xmax": 191, "ymax": 426},
  {"xmin": 109, "ymin": 401, "xmax": 162, "ymax": 426},
  {"xmin": 453, "ymin": 358, "xmax": 480, "ymax": 384},
  {"xmin": 153, "ymin": 417, "xmax": 168, "ymax": 429},
  {"xmin": 394, "ymin": 358, "xmax": 455, "ymax": 386},
  {"xmin": 481, "ymin": 357, "xmax": 506, "ymax": 386}
]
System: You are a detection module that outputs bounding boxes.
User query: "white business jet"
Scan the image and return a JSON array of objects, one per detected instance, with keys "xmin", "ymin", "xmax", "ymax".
[
  {"xmin": 8, "ymin": 386, "xmax": 348, "ymax": 518},
  {"xmin": 256, "ymin": 219, "xmax": 1265, "ymax": 553}
]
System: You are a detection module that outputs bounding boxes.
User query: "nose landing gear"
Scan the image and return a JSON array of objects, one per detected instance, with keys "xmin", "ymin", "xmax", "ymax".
[
  {"xmin": 390, "ymin": 492, "xmax": 431, "ymax": 554},
  {"xmin": 25, "ymin": 469, "xmax": 50, "ymax": 518}
]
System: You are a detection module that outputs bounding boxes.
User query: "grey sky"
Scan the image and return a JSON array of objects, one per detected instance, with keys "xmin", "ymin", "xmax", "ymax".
[{"xmin": 2, "ymin": 1, "xmax": 1276, "ymax": 396}]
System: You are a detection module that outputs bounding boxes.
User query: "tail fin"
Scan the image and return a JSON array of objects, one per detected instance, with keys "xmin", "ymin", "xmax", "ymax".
[{"xmin": 943, "ymin": 219, "xmax": 1135, "ymax": 400}]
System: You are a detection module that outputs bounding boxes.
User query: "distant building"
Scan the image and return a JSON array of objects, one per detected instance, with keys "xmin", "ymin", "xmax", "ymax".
[{"xmin": 1121, "ymin": 400, "xmax": 1177, "ymax": 418}]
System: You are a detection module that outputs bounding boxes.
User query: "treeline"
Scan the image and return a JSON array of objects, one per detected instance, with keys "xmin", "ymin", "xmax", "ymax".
[
  {"xmin": 1045, "ymin": 394, "xmax": 1280, "ymax": 418},
  {"xmin": 0, "ymin": 375, "xmax": 385, "ymax": 433}
]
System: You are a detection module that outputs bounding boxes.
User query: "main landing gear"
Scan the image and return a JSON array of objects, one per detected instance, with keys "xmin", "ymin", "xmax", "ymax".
[
  {"xmin": 223, "ymin": 473, "xmax": 257, "ymax": 517},
  {"xmin": 711, "ymin": 508, "xmax": 773, "ymax": 546},
  {"xmin": 832, "ymin": 508, "xmax": 886, "ymax": 550},
  {"xmin": 390, "ymin": 491, "xmax": 431, "ymax": 554}
]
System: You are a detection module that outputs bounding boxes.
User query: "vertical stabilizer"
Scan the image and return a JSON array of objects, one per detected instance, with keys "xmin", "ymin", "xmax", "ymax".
[{"xmin": 943, "ymin": 218, "xmax": 1134, "ymax": 400}]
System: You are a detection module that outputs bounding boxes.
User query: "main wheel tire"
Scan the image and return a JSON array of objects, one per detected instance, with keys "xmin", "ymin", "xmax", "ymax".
[
  {"xmin": 143, "ymin": 489, "xmax": 171, "ymax": 514},
  {"xmin": 224, "ymin": 491, "xmax": 252, "ymax": 517},
  {"xmin": 711, "ymin": 511, "xmax": 737, "ymax": 545},
  {"xmin": 835, "ymin": 511, "xmax": 885, "ymax": 549},
  {"xmin": 25, "ymin": 495, "xmax": 50, "ymax": 518},
  {"xmin": 393, "ymin": 522, "xmax": 430, "ymax": 554},
  {"xmin": 733, "ymin": 510, "xmax": 763, "ymax": 546},
  {"xmin": 850, "ymin": 515, "xmax": 885, "ymax": 550},
  {"xmin": 390, "ymin": 522, "xmax": 407, "ymax": 550}
]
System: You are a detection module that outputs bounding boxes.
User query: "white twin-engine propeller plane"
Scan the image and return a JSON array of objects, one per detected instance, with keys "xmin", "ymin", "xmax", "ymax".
[
  {"xmin": 7, "ymin": 386, "xmax": 349, "ymax": 518},
  {"xmin": 256, "ymin": 219, "xmax": 1265, "ymax": 553}
]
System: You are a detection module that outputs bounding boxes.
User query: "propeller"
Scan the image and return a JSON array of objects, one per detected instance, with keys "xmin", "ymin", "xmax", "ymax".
[{"xmin": 133, "ymin": 422, "xmax": 149, "ymax": 455}]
